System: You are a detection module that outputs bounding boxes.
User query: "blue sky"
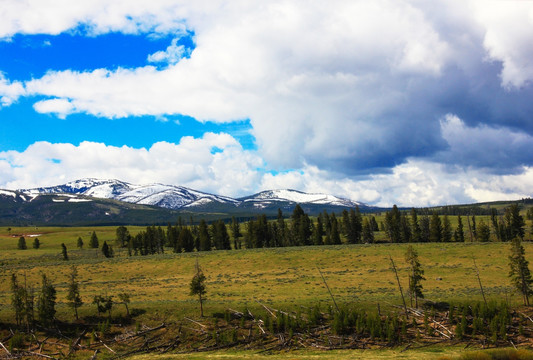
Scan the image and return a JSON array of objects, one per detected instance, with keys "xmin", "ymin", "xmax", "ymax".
[{"xmin": 1, "ymin": 1, "xmax": 533, "ymax": 207}]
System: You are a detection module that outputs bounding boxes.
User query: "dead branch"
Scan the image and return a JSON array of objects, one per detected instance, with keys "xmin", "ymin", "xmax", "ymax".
[
  {"xmin": 184, "ymin": 317, "xmax": 207, "ymax": 328},
  {"xmin": 0, "ymin": 341, "xmax": 10, "ymax": 356},
  {"xmin": 90, "ymin": 349, "xmax": 99, "ymax": 360}
]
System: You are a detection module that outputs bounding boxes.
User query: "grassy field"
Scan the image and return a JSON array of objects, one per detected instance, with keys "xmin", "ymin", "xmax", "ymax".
[{"xmin": 0, "ymin": 225, "xmax": 529, "ymax": 322}]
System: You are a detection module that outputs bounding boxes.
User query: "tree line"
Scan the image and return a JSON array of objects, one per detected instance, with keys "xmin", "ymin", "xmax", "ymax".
[{"xmin": 104, "ymin": 203, "xmax": 527, "ymax": 257}]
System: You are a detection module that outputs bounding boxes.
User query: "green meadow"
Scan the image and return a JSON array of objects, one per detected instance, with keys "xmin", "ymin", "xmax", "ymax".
[{"xmin": 0, "ymin": 225, "xmax": 528, "ymax": 320}]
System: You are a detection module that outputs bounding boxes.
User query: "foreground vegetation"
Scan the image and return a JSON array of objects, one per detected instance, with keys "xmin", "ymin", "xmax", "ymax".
[{"xmin": 0, "ymin": 201, "xmax": 532, "ymax": 359}]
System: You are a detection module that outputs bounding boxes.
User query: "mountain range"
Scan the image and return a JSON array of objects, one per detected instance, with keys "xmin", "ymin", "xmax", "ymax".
[{"xmin": 0, "ymin": 179, "xmax": 370, "ymax": 226}]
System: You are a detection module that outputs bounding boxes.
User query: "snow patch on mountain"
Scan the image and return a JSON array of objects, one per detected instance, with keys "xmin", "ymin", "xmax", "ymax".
[
  {"xmin": 11, "ymin": 178, "xmax": 366, "ymax": 211},
  {"xmin": 241, "ymin": 189, "xmax": 361, "ymax": 208},
  {"xmin": 18, "ymin": 179, "xmax": 240, "ymax": 210},
  {"xmin": 0, "ymin": 189, "xmax": 17, "ymax": 198}
]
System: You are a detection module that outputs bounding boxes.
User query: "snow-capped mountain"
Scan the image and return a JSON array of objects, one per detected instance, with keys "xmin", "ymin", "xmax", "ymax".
[
  {"xmin": 19, "ymin": 178, "xmax": 240, "ymax": 210},
  {"xmin": 238, "ymin": 189, "xmax": 362, "ymax": 208},
  {"xmin": 12, "ymin": 178, "xmax": 367, "ymax": 212}
]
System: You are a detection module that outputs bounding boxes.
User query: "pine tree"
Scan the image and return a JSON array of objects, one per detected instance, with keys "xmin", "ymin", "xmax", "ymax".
[
  {"xmin": 442, "ymin": 215, "xmax": 452, "ymax": 242},
  {"xmin": 385, "ymin": 205, "xmax": 402, "ymax": 242},
  {"xmin": 410, "ymin": 208, "xmax": 421, "ymax": 243},
  {"xmin": 61, "ymin": 243, "xmax": 68, "ymax": 260},
  {"xmin": 33, "ymin": 237, "xmax": 40, "ymax": 249},
  {"xmin": 472, "ymin": 215, "xmax": 477, "ymax": 240},
  {"xmin": 507, "ymin": 204, "xmax": 525, "ymax": 240},
  {"xmin": 330, "ymin": 213, "xmax": 341, "ymax": 245},
  {"xmin": 17, "ymin": 236, "xmax": 27, "ymax": 250},
  {"xmin": 66, "ymin": 266, "xmax": 82, "ymax": 320},
  {"xmin": 456, "ymin": 216, "xmax": 465, "ymax": 242},
  {"xmin": 190, "ymin": 259, "xmax": 207, "ymax": 317},
  {"xmin": 405, "ymin": 245, "xmax": 425, "ymax": 307},
  {"xmin": 312, "ymin": 220, "xmax": 323, "ymax": 245},
  {"xmin": 115, "ymin": 226, "xmax": 130, "ymax": 247},
  {"xmin": 198, "ymin": 219, "xmax": 211, "ymax": 251},
  {"xmin": 101, "ymin": 241, "xmax": 112, "ymax": 258},
  {"xmin": 230, "ymin": 216, "xmax": 242, "ymax": 249},
  {"xmin": 77, "ymin": 236, "xmax": 84, "ymax": 248},
  {"xmin": 509, "ymin": 237, "xmax": 533, "ymax": 305},
  {"xmin": 362, "ymin": 217, "xmax": 374, "ymax": 243},
  {"xmin": 477, "ymin": 220, "xmax": 491, "ymax": 242},
  {"xmin": 89, "ymin": 231, "xmax": 99, "ymax": 248},
  {"xmin": 37, "ymin": 274, "xmax": 56, "ymax": 327},
  {"xmin": 420, "ymin": 214, "xmax": 430, "ymax": 242},
  {"xmin": 429, "ymin": 212, "xmax": 442, "ymax": 242},
  {"xmin": 11, "ymin": 273, "xmax": 25, "ymax": 327}
]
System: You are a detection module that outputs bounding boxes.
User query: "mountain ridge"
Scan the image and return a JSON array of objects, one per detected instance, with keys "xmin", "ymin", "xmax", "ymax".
[{"xmin": 15, "ymin": 178, "xmax": 367, "ymax": 211}]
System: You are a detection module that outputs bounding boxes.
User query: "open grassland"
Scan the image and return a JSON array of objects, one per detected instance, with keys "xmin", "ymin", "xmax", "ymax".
[{"xmin": 0, "ymin": 226, "xmax": 530, "ymax": 322}]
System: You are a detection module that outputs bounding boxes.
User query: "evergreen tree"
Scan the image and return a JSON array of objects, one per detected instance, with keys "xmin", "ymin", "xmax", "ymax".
[
  {"xmin": 352, "ymin": 206, "xmax": 363, "ymax": 243},
  {"xmin": 77, "ymin": 236, "xmax": 83, "ymax": 248},
  {"xmin": 410, "ymin": 208, "xmax": 421, "ymax": 243},
  {"xmin": 509, "ymin": 237, "xmax": 533, "ymax": 305},
  {"xmin": 385, "ymin": 205, "xmax": 402, "ymax": 242},
  {"xmin": 101, "ymin": 241, "xmax": 113, "ymax": 258},
  {"xmin": 212, "ymin": 220, "xmax": 231, "ymax": 250},
  {"xmin": 230, "ymin": 216, "xmax": 242, "ymax": 249},
  {"xmin": 477, "ymin": 220, "xmax": 491, "ymax": 242},
  {"xmin": 198, "ymin": 219, "xmax": 212, "ymax": 251},
  {"xmin": 442, "ymin": 215, "xmax": 452, "ymax": 242},
  {"xmin": 291, "ymin": 205, "xmax": 312, "ymax": 245},
  {"xmin": 61, "ymin": 243, "xmax": 68, "ymax": 260},
  {"xmin": 405, "ymin": 245, "xmax": 425, "ymax": 307},
  {"xmin": 506, "ymin": 204, "xmax": 525, "ymax": 240},
  {"xmin": 33, "ymin": 237, "xmax": 40, "ymax": 249},
  {"xmin": 11, "ymin": 273, "xmax": 25, "ymax": 327},
  {"xmin": 37, "ymin": 274, "xmax": 56, "ymax": 327},
  {"xmin": 17, "ymin": 236, "xmax": 27, "ymax": 250},
  {"xmin": 429, "ymin": 212, "xmax": 442, "ymax": 242},
  {"xmin": 342, "ymin": 210, "xmax": 351, "ymax": 240},
  {"xmin": 400, "ymin": 213, "xmax": 412, "ymax": 243},
  {"xmin": 89, "ymin": 231, "xmax": 99, "ymax": 248},
  {"xmin": 420, "ymin": 214, "xmax": 430, "ymax": 242},
  {"xmin": 362, "ymin": 217, "xmax": 374, "ymax": 243},
  {"xmin": 312, "ymin": 220, "xmax": 323, "ymax": 245},
  {"xmin": 115, "ymin": 226, "xmax": 130, "ymax": 247},
  {"xmin": 66, "ymin": 266, "xmax": 82, "ymax": 320},
  {"xmin": 179, "ymin": 227, "xmax": 195, "ymax": 252},
  {"xmin": 371, "ymin": 216, "xmax": 379, "ymax": 232},
  {"xmin": 472, "ymin": 215, "xmax": 477, "ymax": 240},
  {"xmin": 330, "ymin": 214, "xmax": 341, "ymax": 245},
  {"xmin": 456, "ymin": 216, "xmax": 465, "ymax": 242},
  {"xmin": 490, "ymin": 208, "xmax": 500, "ymax": 241},
  {"xmin": 190, "ymin": 260, "xmax": 207, "ymax": 317}
]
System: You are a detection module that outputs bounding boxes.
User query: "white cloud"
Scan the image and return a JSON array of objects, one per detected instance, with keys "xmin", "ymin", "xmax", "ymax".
[
  {"xmin": 0, "ymin": 134, "xmax": 264, "ymax": 197},
  {"xmin": 261, "ymin": 161, "xmax": 533, "ymax": 207},
  {"xmin": 472, "ymin": 0, "xmax": 533, "ymax": 89},
  {"xmin": 1, "ymin": 138, "xmax": 532, "ymax": 207},
  {"xmin": 0, "ymin": 73, "xmax": 25, "ymax": 106},
  {"xmin": 33, "ymin": 98, "xmax": 74, "ymax": 118},
  {"xmin": 147, "ymin": 37, "xmax": 189, "ymax": 65},
  {"xmin": 2, "ymin": 0, "xmax": 533, "ymax": 206},
  {"xmin": 437, "ymin": 114, "xmax": 533, "ymax": 171}
]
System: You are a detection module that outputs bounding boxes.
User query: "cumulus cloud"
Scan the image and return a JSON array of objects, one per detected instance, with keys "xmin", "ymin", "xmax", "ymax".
[
  {"xmin": 437, "ymin": 114, "xmax": 533, "ymax": 173},
  {"xmin": 2, "ymin": 0, "xmax": 533, "ymax": 205},
  {"xmin": 0, "ymin": 73, "xmax": 25, "ymax": 106},
  {"xmin": 0, "ymin": 134, "xmax": 264, "ymax": 197},
  {"xmin": 2, "ymin": 139, "xmax": 532, "ymax": 207},
  {"xmin": 472, "ymin": 1, "xmax": 533, "ymax": 89}
]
